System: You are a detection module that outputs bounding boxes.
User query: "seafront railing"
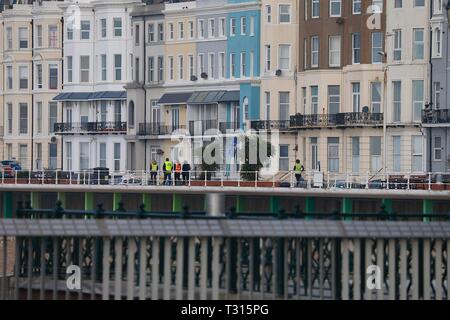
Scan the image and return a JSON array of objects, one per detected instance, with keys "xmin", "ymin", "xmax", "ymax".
[
  {"xmin": 1, "ymin": 169, "xmax": 450, "ymax": 192},
  {"xmin": 0, "ymin": 218, "xmax": 449, "ymax": 300}
]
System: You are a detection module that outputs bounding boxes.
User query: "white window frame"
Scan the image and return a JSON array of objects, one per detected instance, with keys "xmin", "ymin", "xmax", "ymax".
[
  {"xmin": 311, "ymin": 36, "xmax": 319, "ymax": 68},
  {"xmin": 329, "ymin": 35, "xmax": 341, "ymax": 67},
  {"xmin": 241, "ymin": 17, "xmax": 247, "ymax": 35},
  {"xmin": 279, "ymin": 4, "xmax": 291, "ymax": 23},
  {"xmin": 230, "ymin": 18, "xmax": 236, "ymax": 36},
  {"xmin": 433, "ymin": 136, "xmax": 443, "ymax": 161},
  {"xmin": 278, "ymin": 44, "xmax": 291, "ymax": 70},
  {"xmin": 329, "ymin": 0, "xmax": 342, "ymax": 17}
]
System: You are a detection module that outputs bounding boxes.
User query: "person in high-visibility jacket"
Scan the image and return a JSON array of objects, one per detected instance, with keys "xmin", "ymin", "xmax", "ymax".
[
  {"xmin": 150, "ymin": 160, "xmax": 158, "ymax": 185},
  {"xmin": 163, "ymin": 158, "xmax": 173, "ymax": 185},
  {"xmin": 293, "ymin": 159, "xmax": 305, "ymax": 187},
  {"xmin": 174, "ymin": 162, "xmax": 182, "ymax": 183}
]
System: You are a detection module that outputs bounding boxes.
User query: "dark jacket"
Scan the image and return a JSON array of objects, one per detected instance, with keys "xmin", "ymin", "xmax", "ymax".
[{"xmin": 182, "ymin": 163, "xmax": 191, "ymax": 172}]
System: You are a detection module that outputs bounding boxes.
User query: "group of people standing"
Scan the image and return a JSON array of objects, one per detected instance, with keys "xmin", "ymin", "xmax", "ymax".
[
  {"xmin": 150, "ymin": 158, "xmax": 191, "ymax": 185},
  {"xmin": 149, "ymin": 158, "xmax": 306, "ymax": 187}
]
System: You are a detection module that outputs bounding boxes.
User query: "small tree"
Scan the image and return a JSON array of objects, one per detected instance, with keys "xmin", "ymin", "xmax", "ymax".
[
  {"xmin": 240, "ymin": 134, "xmax": 274, "ymax": 181},
  {"xmin": 199, "ymin": 143, "xmax": 220, "ymax": 180}
]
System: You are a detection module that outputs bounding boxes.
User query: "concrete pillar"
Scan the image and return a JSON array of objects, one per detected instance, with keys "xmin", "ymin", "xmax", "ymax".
[
  {"xmin": 342, "ymin": 198, "xmax": 353, "ymax": 220},
  {"xmin": 423, "ymin": 199, "xmax": 434, "ymax": 222},
  {"xmin": 31, "ymin": 192, "xmax": 40, "ymax": 209},
  {"xmin": 206, "ymin": 193, "xmax": 225, "ymax": 217},
  {"xmin": 85, "ymin": 192, "xmax": 94, "ymax": 211},
  {"xmin": 57, "ymin": 192, "xmax": 66, "ymax": 208},
  {"xmin": 2, "ymin": 192, "xmax": 13, "ymax": 218},
  {"xmin": 113, "ymin": 193, "xmax": 122, "ymax": 211},
  {"xmin": 143, "ymin": 194, "xmax": 151, "ymax": 212},
  {"xmin": 172, "ymin": 194, "xmax": 182, "ymax": 212}
]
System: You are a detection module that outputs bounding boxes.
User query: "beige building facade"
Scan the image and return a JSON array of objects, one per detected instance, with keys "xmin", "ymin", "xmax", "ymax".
[{"xmin": 1, "ymin": 2, "xmax": 62, "ymax": 170}]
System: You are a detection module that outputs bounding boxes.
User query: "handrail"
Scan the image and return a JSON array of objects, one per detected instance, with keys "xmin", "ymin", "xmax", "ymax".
[{"xmin": 1, "ymin": 169, "xmax": 450, "ymax": 191}]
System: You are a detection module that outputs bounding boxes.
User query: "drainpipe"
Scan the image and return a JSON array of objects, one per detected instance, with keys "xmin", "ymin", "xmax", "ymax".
[
  {"xmin": 143, "ymin": 14, "xmax": 148, "ymax": 170},
  {"xmin": 31, "ymin": 19, "xmax": 34, "ymax": 171},
  {"xmin": 60, "ymin": 16, "xmax": 64, "ymax": 170},
  {"xmin": 428, "ymin": 6, "xmax": 434, "ymax": 173}
]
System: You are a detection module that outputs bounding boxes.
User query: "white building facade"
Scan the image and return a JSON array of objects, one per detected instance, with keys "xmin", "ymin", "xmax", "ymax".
[{"xmin": 56, "ymin": 0, "xmax": 139, "ymax": 172}]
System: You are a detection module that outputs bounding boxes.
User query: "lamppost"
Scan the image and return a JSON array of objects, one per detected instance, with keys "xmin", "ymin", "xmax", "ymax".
[{"xmin": 379, "ymin": 33, "xmax": 393, "ymax": 174}]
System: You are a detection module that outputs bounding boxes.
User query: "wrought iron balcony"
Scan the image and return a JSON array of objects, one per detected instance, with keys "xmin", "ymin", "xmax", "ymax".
[
  {"xmin": 138, "ymin": 123, "xmax": 187, "ymax": 136},
  {"xmin": 189, "ymin": 120, "xmax": 219, "ymax": 136},
  {"xmin": 54, "ymin": 122, "xmax": 127, "ymax": 134},
  {"xmin": 290, "ymin": 112, "xmax": 383, "ymax": 129},
  {"xmin": 250, "ymin": 120, "xmax": 290, "ymax": 131},
  {"xmin": 219, "ymin": 122, "xmax": 240, "ymax": 133},
  {"xmin": 422, "ymin": 109, "xmax": 450, "ymax": 124}
]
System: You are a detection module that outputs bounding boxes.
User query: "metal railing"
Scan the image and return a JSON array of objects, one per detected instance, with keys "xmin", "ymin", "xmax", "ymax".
[
  {"xmin": 0, "ymin": 219, "xmax": 449, "ymax": 300},
  {"xmin": 250, "ymin": 120, "xmax": 290, "ymax": 131},
  {"xmin": 422, "ymin": 109, "xmax": 450, "ymax": 124},
  {"xmin": 189, "ymin": 120, "xmax": 218, "ymax": 136},
  {"xmin": 14, "ymin": 201, "xmax": 450, "ymax": 222},
  {"xmin": 1, "ymin": 169, "xmax": 450, "ymax": 192},
  {"xmin": 138, "ymin": 123, "xmax": 187, "ymax": 136},
  {"xmin": 290, "ymin": 112, "xmax": 384, "ymax": 128},
  {"xmin": 54, "ymin": 122, "xmax": 127, "ymax": 134}
]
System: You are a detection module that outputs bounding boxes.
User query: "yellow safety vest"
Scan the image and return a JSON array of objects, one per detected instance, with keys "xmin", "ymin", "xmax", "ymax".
[
  {"xmin": 151, "ymin": 163, "xmax": 158, "ymax": 172},
  {"xmin": 295, "ymin": 163, "xmax": 303, "ymax": 174},
  {"xmin": 165, "ymin": 161, "xmax": 173, "ymax": 172}
]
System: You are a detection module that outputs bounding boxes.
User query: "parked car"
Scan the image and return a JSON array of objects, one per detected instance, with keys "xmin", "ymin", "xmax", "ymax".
[{"xmin": 0, "ymin": 160, "xmax": 22, "ymax": 178}]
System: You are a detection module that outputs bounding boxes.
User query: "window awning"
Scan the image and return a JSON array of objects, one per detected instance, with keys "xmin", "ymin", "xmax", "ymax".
[
  {"xmin": 187, "ymin": 91, "xmax": 227, "ymax": 104},
  {"xmin": 186, "ymin": 90, "xmax": 241, "ymax": 104},
  {"xmin": 218, "ymin": 90, "xmax": 240, "ymax": 103},
  {"xmin": 158, "ymin": 92, "xmax": 193, "ymax": 105},
  {"xmin": 53, "ymin": 91, "xmax": 127, "ymax": 101}
]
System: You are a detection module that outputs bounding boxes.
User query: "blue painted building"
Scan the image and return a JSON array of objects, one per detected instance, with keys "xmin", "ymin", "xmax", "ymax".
[{"xmin": 226, "ymin": 0, "xmax": 261, "ymax": 128}]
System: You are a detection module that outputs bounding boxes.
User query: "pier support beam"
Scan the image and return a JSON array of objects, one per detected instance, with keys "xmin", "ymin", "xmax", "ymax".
[
  {"xmin": 342, "ymin": 198, "xmax": 353, "ymax": 220},
  {"xmin": 2, "ymin": 192, "xmax": 13, "ymax": 218},
  {"xmin": 85, "ymin": 192, "xmax": 94, "ymax": 211},
  {"xmin": 57, "ymin": 192, "xmax": 66, "ymax": 208},
  {"xmin": 113, "ymin": 193, "xmax": 122, "ymax": 211},
  {"xmin": 423, "ymin": 199, "xmax": 434, "ymax": 222},
  {"xmin": 269, "ymin": 196, "xmax": 280, "ymax": 214},
  {"xmin": 142, "ymin": 194, "xmax": 151, "ymax": 212},
  {"xmin": 236, "ymin": 196, "xmax": 245, "ymax": 214},
  {"xmin": 31, "ymin": 192, "xmax": 40, "ymax": 209},
  {"xmin": 382, "ymin": 199, "xmax": 393, "ymax": 215},
  {"xmin": 305, "ymin": 197, "xmax": 315, "ymax": 219},
  {"xmin": 172, "ymin": 194, "xmax": 182, "ymax": 212}
]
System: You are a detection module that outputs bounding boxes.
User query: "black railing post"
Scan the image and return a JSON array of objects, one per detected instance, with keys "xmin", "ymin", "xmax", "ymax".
[
  {"xmin": 16, "ymin": 201, "xmax": 24, "ymax": 218},
  {"xmin": 54, "ymin": 200, "xmax": 64, "ymax": 219}
]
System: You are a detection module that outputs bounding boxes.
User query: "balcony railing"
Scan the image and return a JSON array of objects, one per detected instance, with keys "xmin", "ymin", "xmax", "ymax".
[
  {"xmin": 290, "ymin": 112, "xmax": 383, "ymax": 128},
  {"xmin": 250, "ymin": 120, "xmax": 290, "ymax": 131},
  {"xmin": 54, "ymin": 122, "xmax": 127, "ymax": 134},
  {"xmin": 422, "ymin": 109, "xmax": 450, "ymax": 124},
  {"xmin": 138, "ymin": 123, "xmax": 187, "ymax": 136},
  {"xmin": 189, "ymin": 120, "xmax": 218, "ymax": 135},
  {"xmin": 219, "ymin": 122, "xmax": 240, "ymax": 133}
]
